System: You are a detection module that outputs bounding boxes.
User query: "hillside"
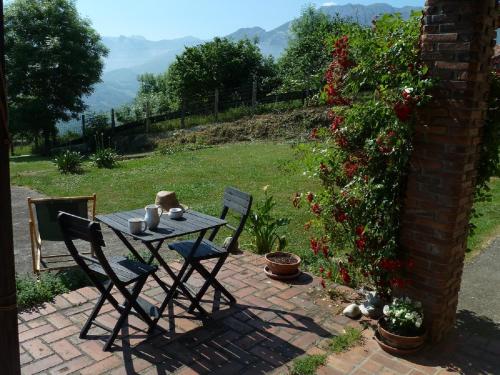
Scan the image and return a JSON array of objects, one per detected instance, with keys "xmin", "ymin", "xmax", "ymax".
[{"xmin": 84, "ymin": 3, "xmax": 422, "ymax": 112}]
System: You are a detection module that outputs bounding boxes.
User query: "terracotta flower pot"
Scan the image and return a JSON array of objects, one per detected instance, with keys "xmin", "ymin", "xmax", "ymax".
[
  {"xmin": 265, "ymin": 252, "xmax": 301, "ymax": 276},
  {"xmin": 376, "ymin": 318, "xmax": 426, "ymax": 355}
]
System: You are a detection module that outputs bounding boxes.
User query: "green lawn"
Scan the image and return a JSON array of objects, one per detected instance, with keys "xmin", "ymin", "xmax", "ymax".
[
  {"xmin": 10, "ymin": 142, "xmax": 320, "ymax": 268},
  {"xmin": 467, "ymin": 177, "xmax": 500, "ymax": 259},
  {"xmin": 10, "ymin": 142, "xmax": 500, "ymax": 268}
]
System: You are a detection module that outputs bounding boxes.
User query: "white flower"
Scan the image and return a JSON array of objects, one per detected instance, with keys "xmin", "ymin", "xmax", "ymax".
[
  {"xmin": 415, "ymin": 317, "xmax": 422, "ymax": 328},
  {"xmin": 383, "ymin": 305, "xmax": 390, "ymax": 316},
  {"xmin": 403, "ymin": 87, "xmax": 414, "ymax": 94},
  {"xmin": 395, "ymin": 310, "xmax": 403, "ymax": 318},
  {"xmin": 405, "ymin": 312, "xmax": 413, "ymax": 321},
  {"xmin": 405, "ymin": 297, "xmax": 411, "ymax": 304},
  {"xmin": 414, "ymin": 301, "xmax": 422, "ymax": 309}
]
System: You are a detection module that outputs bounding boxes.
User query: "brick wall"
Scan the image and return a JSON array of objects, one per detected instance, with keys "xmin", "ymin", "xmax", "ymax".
[{"xmin": 400, "ymin": 0, "xmax": 497, "ymax": 342}]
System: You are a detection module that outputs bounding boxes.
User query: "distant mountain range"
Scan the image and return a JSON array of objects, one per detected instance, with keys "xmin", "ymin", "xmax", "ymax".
[{"xmin": 85, "ymin": 3, "xmax": 422, "ymax": 112}]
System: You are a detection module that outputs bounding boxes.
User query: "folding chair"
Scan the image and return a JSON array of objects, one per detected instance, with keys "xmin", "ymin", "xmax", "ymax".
[
  {"xmin": 168, "ymin": 187, "xmax": 252, "ymax": 312},
  {"xmin": 58, "ymin": 212, "xmax": 159, "ymax": 351},
  {"xmin": 28, "ymin": 194, "xmax": 97, "ymax": 273}
]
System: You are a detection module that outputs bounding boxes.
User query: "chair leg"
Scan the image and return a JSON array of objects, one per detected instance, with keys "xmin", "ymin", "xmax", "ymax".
[
  {"xmin": 103, "ymin": 277, "xmax": 147, "ymax": 351},
  {"xmin": 187, "ymin": 257, "xmax": 235, "ymax": 313},
  {"xmin": 80, "ymin": 281, "xmax": 114, "ymax": 338}
]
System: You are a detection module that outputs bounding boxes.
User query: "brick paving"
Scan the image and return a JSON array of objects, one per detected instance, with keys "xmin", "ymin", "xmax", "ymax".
[{"xmin": 18, "ymin": 252, "xmax": 500, "ymax": 374}]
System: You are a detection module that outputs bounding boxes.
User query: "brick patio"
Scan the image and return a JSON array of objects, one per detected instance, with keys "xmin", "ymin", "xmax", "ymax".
[{"xmin": 18, "ymin": 252, "xmax": 500, "ymax": 374}]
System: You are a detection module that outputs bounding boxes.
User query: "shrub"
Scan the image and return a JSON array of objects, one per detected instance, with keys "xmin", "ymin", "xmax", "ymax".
[
  {"xmin": 53, "ymin": 150, "xmax": 83, "ymax": 174},
  {"xmin": 247, "ymin": 186, "xmax": 290, "ymax": 254},
  {"xmin": 90, "ymin": 147, "xmax": 118, "ymax": 168},
  {"xmin": 16, "ymin": 272, "xmax": 68, "ymax": 309}
]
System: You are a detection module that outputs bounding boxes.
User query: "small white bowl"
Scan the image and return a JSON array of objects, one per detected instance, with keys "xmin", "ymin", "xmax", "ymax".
[{"xmin": 168, "ymin": 207, "xmax": 183, "ymax": 219}]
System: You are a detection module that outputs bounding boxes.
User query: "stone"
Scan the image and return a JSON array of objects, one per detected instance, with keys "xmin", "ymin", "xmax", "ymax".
[
  {"xmin": 359, "ymin": 302, "xmax": 381, "ymax": 319},
  {"xmin": 343, "ymin": 303, "xmax": 361, "ymax": 319}
]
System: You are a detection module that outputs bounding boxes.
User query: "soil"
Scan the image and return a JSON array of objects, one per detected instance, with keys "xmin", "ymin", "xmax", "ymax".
[{"xmin": 267, "ymin": 253, "xmax": 299, "ymax": 264}]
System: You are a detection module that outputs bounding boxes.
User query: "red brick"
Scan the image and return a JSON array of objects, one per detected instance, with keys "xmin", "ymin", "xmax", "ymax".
[
  {"xmin": 63, "ymin": 290, "xmax": 88, "ymax": 305},
  {"xmin": 79, "ymin": 339, "xmax": 113, "ymax": 361},
  {"xmin": 22, "ymin": 338, "xmax": 53, "ymax": 359},
  {"xmin": 19, "ymin": 323, "xmax": 54, "ymax": 343},
  {"xmin": 41, "ymin": 325, "xmax": 79, "ymax": 343},
  {"xmin": 50, "ymin": 356, "xmax": 94, "ymax": 375},
  {"xmin": 51, "ymin": 339, "xmax": 81, "ymax": 360},
  {"xmin": 46, "ymin": 312, "xmax": 73, "ymax": 329},
  {"xmin": 21, "ymin": 354, "xmax": 63, "ymax": 375},
  {"xmin": 79, "ymin": 355, "xmax": 123, "ymax": 375}
]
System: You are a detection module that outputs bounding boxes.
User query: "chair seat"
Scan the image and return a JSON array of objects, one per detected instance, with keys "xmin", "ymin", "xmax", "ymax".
[
  {"xmin": 87, "ymin": 256, "xmax": 157, "ymax": 285},
  {"xmin": 169, "ymin": 239, "xmax": 226, "ymax": 259}
]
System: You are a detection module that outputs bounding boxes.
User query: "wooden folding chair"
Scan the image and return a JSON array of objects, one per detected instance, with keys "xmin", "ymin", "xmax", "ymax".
[
  {"xmin": 28, "ymin": 194, "xmax": 96, "ymax": 273},
  {"xmin": 168, "ymin": 187, "xmax": 252, "ymax": 313},
  {"xmin": 57, "ymin": 212, "xmax": 159, "ymax": 351}
]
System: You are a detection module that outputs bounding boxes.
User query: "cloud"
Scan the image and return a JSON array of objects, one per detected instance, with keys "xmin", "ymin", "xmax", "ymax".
[{"xmin": 322, "ymin": 2, "xmax": 337, "ymax": 6}]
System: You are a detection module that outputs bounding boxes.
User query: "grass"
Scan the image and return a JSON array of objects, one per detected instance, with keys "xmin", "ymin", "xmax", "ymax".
[
  {"xmin": 329, "ymin": 327, "xmax": 364, "ymax": 353},
  {"xmin": 290, "ymin": 327, "xmax": 363, "ymax": 375},
  {"xmin": 290, "ymin": 354, "xmax": 327, "ymax": 375},
  {"xmin": 10, "ymin": 142, "xmax": 319, "ymax": 268},
  {"xmin": 467, "ymin": 177, "xmax": 500, "ymax": 259}
]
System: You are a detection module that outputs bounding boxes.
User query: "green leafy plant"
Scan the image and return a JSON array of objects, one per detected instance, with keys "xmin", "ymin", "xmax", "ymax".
[
  {"xmin": 329, "ymin": 327, "xmax": 363, "ymax": 353},
  {"xmin": 53, "ymin": 150, "xmax": 83, "ymax": 174},
  {"xmin": 296, "ymin": 13, "xmax": 434, "ymax": 296},
  {"xmin": 382, "ymin": 297, "xmax": 423, "ymax": 336},
  {"xmin": 247, "ymin": 186, "xmax": 290, "ymax": 254},
  {"xmin": 16, "ymin": 273, "xmax": 68, "ymax": 309},
  {"xmin": 90, "ymin": 132, "xmax": 118, "ymax": 168},
  {"xmin": 291, "ymin": 354, "xmax": 326, "ymax": 375}
]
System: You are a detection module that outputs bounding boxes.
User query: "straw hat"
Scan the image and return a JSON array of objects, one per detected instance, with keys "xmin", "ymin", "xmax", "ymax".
[{"xmin": 155, "ymin": 191, "xmax": 187, "ymax": 212}]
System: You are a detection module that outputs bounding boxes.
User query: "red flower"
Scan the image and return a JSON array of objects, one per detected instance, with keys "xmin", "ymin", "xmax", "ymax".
[
  {"xmin": 355, "ymin": 238, "xmax": 366, "ymax": 251},
  {"xmin": 319, "ymin": 266, "xmax": 324, "ymax": 274},
  {"xmin": 344, "ymin": 162, "xmax": 358, "ymax": 178},
  {"xmin": 390, "ymin": 278, "xmax": 405, "ymax": 288},
  {"xmin": 339, "ymin": 267, "xmax": 351, "ymax": 284},
  {"xmin": 310, "ymin": 128, "xmax": 318, "ymax": 139},
  {"xmin": 310, "ymin": 238, "xmax": 319, "ymax": 255},
  {"xmin": 355, "ymin": 225, "xmax": 365, "ymax": 236},
  {"xmin": 320, "ymin": 278, "xmax": 326, "ymax": 289},
  {"xmin": 311, "ymin": 203, "xmax": 322, "ymax": 215},
  {"xmin": 330, "ymin": 116, "xmax": 344, "ymax": 133},
  {"xmin": 306, "ymin": 192, "xmax": 314, "ymax": 203},
  {"xmin": 394, "ymin": 102, "xmax": 412, "ymax": 121},
  {"xmin": 326, "ymin": 270, "xmax": 332, "ymax": 279},
  {"xmin": 335, "ymin": 135, "xmax": 348, "ymax": 149},
  {"xmin": 335, "ymin": 210, "xmax": 347, "ymax": 223},
  {"xmin": 322, "ymin": 244, "xmax": 329, "ymax": 258},
  {"xmin": 408, "ymin": 63, "xmax": 414, "ymax": 72}
]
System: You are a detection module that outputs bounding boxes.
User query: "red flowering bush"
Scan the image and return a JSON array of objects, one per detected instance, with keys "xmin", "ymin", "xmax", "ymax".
[{"xmin": 297, "ymin": 13, "xmax": 434, "ymax": 297}]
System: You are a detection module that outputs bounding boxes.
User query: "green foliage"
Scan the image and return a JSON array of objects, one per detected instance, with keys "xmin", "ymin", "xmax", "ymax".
[
  {"xmin": 90, "ymin": 133, "xmax": 118, "ymax": 169},
  {"xmin": 16, "ymin": 273, "xmax": 68, "ymax": 309},
  {"xmin": 278, "ymin": 6, "xmax": 351, "ymax": 91},
  {"xmin": 247, "ymin": 187, "xmax": 290, "ymax": 254},
  {"xmin": 329, "ymin": 327, "xmax": 363, "ymax": 353},
  {"xmin": 291, "ymin": 354, "xmax": 326, "ymax": 375},
  {"xmin": 17, "ymin": 269, "xmax": 91, "ymax": 310},
  {"xmin": 5, "ymin": 0, "xmax": 108, "ymax": 152},
  {"xmin": 298, "ymin": 13, "xmax": 434, "ymax": 295},
  {"xmin": 84, "ymin": 113, "xmax": 110, "ymax": 150},
  {"xmin": 165, "ymin": 37, "xmax": 278, "ymax": 112},
  {"xmin": 53, "ymin": 150, "xmax": 83, "ymax": 174}
]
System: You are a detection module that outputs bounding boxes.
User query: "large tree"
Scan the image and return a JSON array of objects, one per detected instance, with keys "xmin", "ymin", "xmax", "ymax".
[
  {"xmin": 278, "ymin": 6, "xmax": 341, "ymax": 91},
  {"xmin": 165, "ymin": 37, "xmax": 278, "ymax": 112},
  {"xmin": 5, "ymin": 0, "xmax": 108, "ymax": 153}
]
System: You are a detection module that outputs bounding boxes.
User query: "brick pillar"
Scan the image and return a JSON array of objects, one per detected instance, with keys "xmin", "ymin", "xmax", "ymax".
[{"xmin": 400, "ymin": 0, "xmax": 497, "ymax": 342}]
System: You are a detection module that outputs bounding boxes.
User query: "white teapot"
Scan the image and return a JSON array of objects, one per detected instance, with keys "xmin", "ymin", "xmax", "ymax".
[{"xmin": 144, "ymin": 204, "xmax": 163, "ymax": 230}]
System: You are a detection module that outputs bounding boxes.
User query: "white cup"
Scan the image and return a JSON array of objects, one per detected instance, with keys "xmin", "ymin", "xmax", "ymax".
[
  {"xmin": 128, "ymin": 218, "xmax": 147, "ymax": 234},
  {"xmin": 168, "ymin": 207, "xmax": 183, "ymax": 219}
]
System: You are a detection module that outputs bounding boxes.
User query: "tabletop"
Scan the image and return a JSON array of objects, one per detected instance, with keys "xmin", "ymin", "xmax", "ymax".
[{"xmin": 96, "ymin": 209, "xmax": 227, "ymax": 243}]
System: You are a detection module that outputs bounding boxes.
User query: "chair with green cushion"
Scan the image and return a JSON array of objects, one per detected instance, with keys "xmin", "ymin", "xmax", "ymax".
[{"xmin": 28, "ymin": 194, "xmax": 96, "ymax": 273}]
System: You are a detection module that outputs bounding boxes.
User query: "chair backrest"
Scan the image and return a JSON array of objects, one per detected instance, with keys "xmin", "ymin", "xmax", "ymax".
[
  {"xmin": 209, "ymin": 187, "xmax": 252, "ymax": 251},
  {"xmin": 57, "ymin": 212, "xmax": 110, "ymax": 285},
  {"xmin": 28, "ymin": 195, "xmax": 96, "ymax": 242}
]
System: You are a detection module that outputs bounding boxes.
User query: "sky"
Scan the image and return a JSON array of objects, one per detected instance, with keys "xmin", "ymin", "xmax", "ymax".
[{"xmin": 75, "ymin": 0, "xmax": 425, "ymax": 41}]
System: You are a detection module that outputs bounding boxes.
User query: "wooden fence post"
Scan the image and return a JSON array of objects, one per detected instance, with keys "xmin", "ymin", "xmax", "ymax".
[
  {"xmin": 214, "ymin": 88, "xmax": 219, "ymax": 122},
  {"xmin": 251, "ymin": 76, "xmax": 257, "ymax": 109},
  {"xmin": 110, "ymin": 108, "xmax": 115, "ymax": 135},
  {"xmin": 0, "ymin": 0, "xmax": 22, "ymax": 371}
]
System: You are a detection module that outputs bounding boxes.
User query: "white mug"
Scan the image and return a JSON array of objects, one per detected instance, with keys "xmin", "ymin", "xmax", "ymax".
[
  {"xmin": 128, "ymin": 218, "xmax": 147, "ymax": 234},
  {"xmin": 168, "ymin": 207, "xmax": 183, "ymax": 219}
]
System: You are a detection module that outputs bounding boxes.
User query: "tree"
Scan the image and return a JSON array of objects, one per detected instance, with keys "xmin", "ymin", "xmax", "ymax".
[
  {"xmin": 5, "ymin": 0, "xmax": 108, "ymax": 153},
  {"xmin": 165, "ymin": 37, "xmax": 278, "ymax": 112},
  {"xmin": 278, "ymin": 6, "xmax": 341, "ymax": 91}
]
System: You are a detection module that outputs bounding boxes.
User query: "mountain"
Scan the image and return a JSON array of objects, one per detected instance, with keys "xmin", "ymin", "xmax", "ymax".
[{"xmin": 85, "ymin": 3, "xmax": 422, "ymax": 112}]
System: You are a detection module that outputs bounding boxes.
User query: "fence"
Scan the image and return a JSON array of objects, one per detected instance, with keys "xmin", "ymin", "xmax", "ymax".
[{"xmin": 56, "ymin": 84, "xmax": 313, "ymax": 148}]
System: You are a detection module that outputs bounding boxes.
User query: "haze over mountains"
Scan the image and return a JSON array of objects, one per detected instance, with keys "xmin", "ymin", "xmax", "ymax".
[{"xmin": 87, "ymin": 3, "xmax": 422, "ymax": 112}]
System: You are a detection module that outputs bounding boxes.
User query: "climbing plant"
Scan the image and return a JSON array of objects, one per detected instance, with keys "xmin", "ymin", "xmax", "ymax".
[{"xmin": 295, "ymin": 13, "xmax": 434, "ymax": 296}]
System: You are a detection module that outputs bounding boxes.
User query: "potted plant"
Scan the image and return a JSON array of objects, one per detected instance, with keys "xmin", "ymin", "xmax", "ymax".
[
  {"xmin": 376, "ymin": 297, "xmax": 426, "ymax": 355},
  {"xmin": 247, "ymin": 186, "xmax": 300, "ymax": 279}
]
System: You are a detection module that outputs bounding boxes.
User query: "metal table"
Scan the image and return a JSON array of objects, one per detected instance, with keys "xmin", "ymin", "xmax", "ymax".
[{"xmin": 96, "ymin": 208, "xmax": 227, "ymax": 319}]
